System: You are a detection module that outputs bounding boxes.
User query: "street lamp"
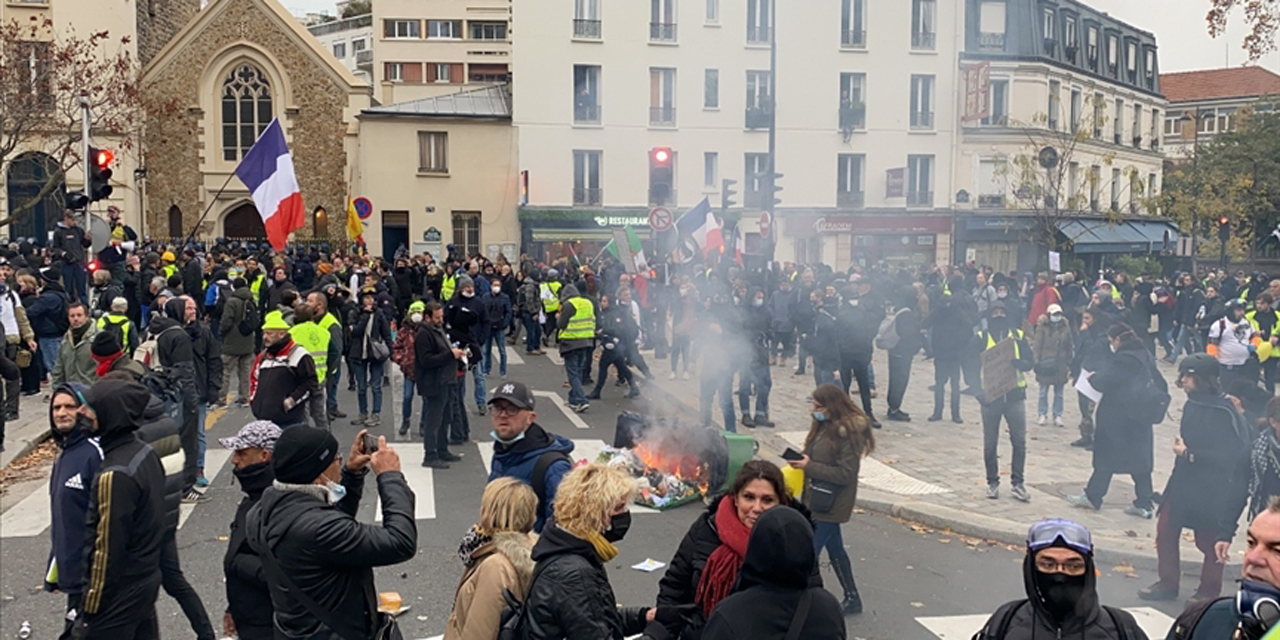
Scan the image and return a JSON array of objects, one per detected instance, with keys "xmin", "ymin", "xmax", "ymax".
[{"xmin": 1179, "ymin": 109, "xmax": 1214, "ymax": 275}]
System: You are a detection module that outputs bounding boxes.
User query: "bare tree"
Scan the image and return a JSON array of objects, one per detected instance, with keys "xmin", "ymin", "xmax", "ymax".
[
  {"xmin": 0, "ymin": 17, "xmax": 144, "ymax": 227},
  {"xmin": 1208, "ymin": 0, "xmax": 1280, "ymax": 61}
]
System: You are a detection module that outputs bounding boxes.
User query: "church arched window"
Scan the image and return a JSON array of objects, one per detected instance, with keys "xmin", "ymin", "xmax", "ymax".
[{"xmin": 221, "ymin": 63, "xmax": 273, "ymax": 161}]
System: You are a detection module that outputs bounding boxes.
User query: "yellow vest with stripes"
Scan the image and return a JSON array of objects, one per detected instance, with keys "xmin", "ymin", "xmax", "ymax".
[
  {"xmin": 560, "ymin": 297, "xmax": 596, "ymax": 340},
  {"xmin": 161, "ymin": 264, "xmax": 177, "ymax": 279},
  {"xmin": 985, "ymin": 329, "xmax": 1026, "ymax": 388},
  {"xmin": 541, "ymin": 282, "xmax": 562, "ymax": 312},
  {"xmin": 290, "ymin": 321, "xmax": 331, "ymax": 382},
  {"xmin": 442, "ymin": 274, "xmax": 457, "ymax": 301},
  {"xmin": 249, "ymin": 274, "xmax": 264, "ymax": 299}
]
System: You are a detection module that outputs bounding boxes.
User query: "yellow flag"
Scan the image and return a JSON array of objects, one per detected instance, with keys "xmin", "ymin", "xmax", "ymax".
[{"xmin": 346, "ymin": 197, "xmax": 363, "ymax": 241}]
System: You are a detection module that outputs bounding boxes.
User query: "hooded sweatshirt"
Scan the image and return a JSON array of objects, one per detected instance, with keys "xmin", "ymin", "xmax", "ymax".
[
  {"xmin": 556, "ymin": 284, "xmax": 595, "ymax": 354},
  {"xmin": 488, "ymin": 423, "xmax": 574, "ymax": 532},
  {"xmin": 44, "ymin": 382, "xmax": 100, "ymax": 595},
  {"xmin": 700, "ymin": 507, "xmax": 844, "ymax": 640}
]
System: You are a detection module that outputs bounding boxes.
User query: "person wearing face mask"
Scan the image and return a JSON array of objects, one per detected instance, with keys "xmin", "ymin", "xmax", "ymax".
[
  {"xmin": 247, "ymin": 426, "xmax": 416, "ymax": 640},
  {"xmin": 995, "ymin": 282, "xmax": 1024, "ymax": 329},
  {"xmin": 219, "ymin": 420, "xmax": 283, "ymax": 640},
  {"xmin": 738, "ymin": 288, "xmax": 774, "ymax": 428},
  {"xmin": 973, "ymin": 519, "xmax": 1147, "ymax": 640},
  {"xmin": 287, "ymin": 303, "xmax": 331, "ymax": 431},
  {"xmin": 972, "ymin": 301, "xmax": 1035, "ymax": 502},
  {"xmin": 1033, "ymin": 304, "xmax": 1074, "ymax": 427},
  {"xmin": 1210, "ymin": 299, "xmax": 1261, "ymax": 393},
  {"xmin": 587, "ymin": 294, "xmax": 641, "ymax": 401},
  {"xmin": 483, "ymin": 277, "xmax": 512, "ymax": 381},
  {"xmin": 521, "ymin": 464, "xmax": 691, "ymax": 640},
  {"xmin": 391, "ymin": 300, "xmax": 426, "ymax": 436},
  {"xmin": 487, "ymin": 380, "xmax": 574, "ymax": 531}
]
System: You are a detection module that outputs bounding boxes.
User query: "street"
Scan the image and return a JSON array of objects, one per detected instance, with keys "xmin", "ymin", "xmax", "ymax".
[{"xmin": 1, "ymin": 350, "xmax": 1195, "ymax": 639}]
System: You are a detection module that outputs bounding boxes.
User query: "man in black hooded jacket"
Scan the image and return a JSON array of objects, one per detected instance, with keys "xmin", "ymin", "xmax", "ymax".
[
  {"xmin": 73, "ymin": 379, "xmax": 166, "ymax": 640},
  {"xmin": 973, "ymin": 518, "xmax": 1146, "ymax": 640},
  {"xmin": 149, "ymin": 297, "xmax": 202, "ymax": 501},
  {"xmin": 220, "ymin": 420, "xmax": 282, "ymax": 640}
]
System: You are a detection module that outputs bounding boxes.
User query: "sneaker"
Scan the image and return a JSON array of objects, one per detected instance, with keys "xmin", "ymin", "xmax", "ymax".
[
  {"xmin": 986, "ymin": 484, "xmax": 999, "ymax": 499},
  {"xmin": 329, "ymin": 408, "xmax": 348, "ymax": 419},
  {"xmin": 421, "ymin": 459, "xmax": 450, "ymax": 469},
  {"xmin": 441, "ymin": 451, "xmax": 465, "ymax": 462},
  {"xmin": 195, "ymin": 476, "xmax": 210, "ymax": 488},
  {"xmin": 1037, "ymin": 414, "xmax": 1048, "ymax": 425},
  {"xmin": 1011, "ymin": 484, "xmax": 1031, "ymax": 502},
  {"xmin": 182, "ymin": 489, "xmax": 211, "ymax": 504},
  {"xmin": 681, "ymin": 372, "xmax": 691, "ymax": 380},
  {"xmin": 669, "ymin": 372, "xmax": 677, "ymax": 381},
  {"xmin": 574, "ymin": 403, "xmax": 589, "ymax": 413},
  {"xmin": 234, "ymin": 397, "xmax": 250, "ymax": 407},
  {"xmin": 1066, "ymin": 493, "xmax": 1099, "ymax": 511},
  {"xmin": 754, "ymin": 417, "xmax": 775, "ymax": 428},
  {"xmin": 1124, "ymin": 505, "xmax": 1155, "ymax": 519},
  {"xmin": 352, "ymin": 414, "xmax": 368, "ymax": 426},
  {"xmin": 625, "ymin": 389, "xmax": 641, "ymax": 399},
  {"xmin": 1070, "ymin": 436, "xmax": 1093, "ymax": 449},
  {"xmin": 1054, "ymin": 416, "xmax": 1065, "ymax": 427},
  {"xmin": 1138, "ymin": 582, "xmax": 1179, "ymax": 601},
  {"xmin": 367, "ymin": 414, "xmax": 381, "ymax": 427},
  {"xmin": 477, "ymin": 405, "xmax": 487, "ymax": 416}
]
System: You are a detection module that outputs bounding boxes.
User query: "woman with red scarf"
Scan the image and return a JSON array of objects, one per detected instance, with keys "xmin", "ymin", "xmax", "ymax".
[{"xmin": 648, "ymin": 460, "xmax": 802, "ymax": 639}]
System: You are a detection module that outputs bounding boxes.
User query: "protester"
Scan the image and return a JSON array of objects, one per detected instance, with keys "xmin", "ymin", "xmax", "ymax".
[
  {"xmin": 181, "ymin": 295, "xmax": 223, "ymax": 487},
  {"xmin": 0, "ymin": 260, "xmax": 34, "ymax": 421},
  {"xmin": 700, "ymin": 507, "xmax": 845, "ymax": 640},
  {"xmin": 287, "ymin": 303, "xmax": 331, "ymax": 430},
  {"xmin": 925, "ymin": 280, "xmax": 971, "ymax": 423},
  {"xmin": 484, "ymin": 276, "xmax": 512, "ymax": 380},
  {"xmin": 588, "ymin": 293, "xmax": 641, "ymax": 401},
  {"xmin": 391, "ymin": 300, "xmax": 424, "ymax": 436},
  {"xmin": 52, "ymin": 210, "xmax": 92, "ymax": 303},
  {"xmin": 1209, "ymin": 299, "xmax": 1261, "ymax": 392},
  {"xmin": 974, "ymin": 301, "xmax": 1034, "ymax": 502},
  {"xmin": 416, "ymin": 301, "xmax": 467, "ymax": 468},
  {"xmin": 1070, "ymin": 308, "xmax": 1112, "ymax": 449},
  {"xmin": 44, "ymin": 382, "xmax": 99, "ymax": 639},
  {"xmin": 247, "ymin": 427, "xmax": 416, "ymax": 640},
  {"xmin": 1031, "ymin": 304, "xmax": 1073, "ymax": 427},
  {"xmin": 220, "ymin": 420, "xmax": 283, "ymax": 640},
  {"xmin": 49, "ymin": 301, "xmax": 97, "ymax": 388},
  {"xmin": 882, "ymin": 287, "xmax": 922, "ymax": 422},
  {"xmin": 249, "ymin": 310, "xmax": 319, "ymax": 429},
  {"xmin": 220, "ymin": 278, "xmax": 257, "ymax": 406},
  {"xmin": 557, "ymin": 284, "xmax": 596, "ymax": 413},
  {"xmin": 790, "ymin": 382, "xmax": 876, "ymax": 614},
  {"xmin": 973, "ymin": 519, "xmax": 1147, "ymax": 640},
  {"xmin": 349, "ymin": 290, "xmax": 392, "ymax": 427},
  {"xmin": 738, "ymin": 287, "xmax": 773, "ymax": 427},
  {"xmin": 443, "ymin": 477, "xmax": 538, "ymax": 640},
  {"xmin": 29, "ymin": 268, "xmax": 70, "ymax": 377},
  {"xmin": 487, "ymin": 380, "xmax": 574, "ymax": 532}
]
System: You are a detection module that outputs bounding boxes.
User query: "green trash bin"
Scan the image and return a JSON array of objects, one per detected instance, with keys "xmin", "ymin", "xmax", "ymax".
[{"xmin": 718, "ymin": 431, "xmax": 759, "ymax": 492}]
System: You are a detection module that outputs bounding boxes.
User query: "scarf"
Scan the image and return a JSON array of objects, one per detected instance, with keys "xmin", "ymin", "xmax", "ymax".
[
  {"xmin": 457, "ymin": 525, "xmax": 493, "ymax": 567},
  {"xmin": 694, "ymin": 496, "xmax": 751, "ymax": 616},
  {"xmin": 1250, "ymin": 430, "xmax": 1280, "ymax": 519},
  {"xmin": 92, "ymin": 351, "xmax": 121, "ymax": 377},
  {"xmin": 71, "ymin": 322, "xmax": 91, "ymax": 343},
  {"xmin": 583, "ymin": 530, "xmax": 618, "ymax": 562}
]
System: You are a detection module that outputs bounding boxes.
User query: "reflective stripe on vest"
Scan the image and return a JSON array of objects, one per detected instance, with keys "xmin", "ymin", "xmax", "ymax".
[
  {"xmin": 289, "ymin": 322, "xmax": 331, "ymax": 382},
  {"xmin": 541, "ymin": 282, "xmax": 562, "ymax": 312},
  {"xmin": 560, "ymin": 297, "xmax": 595, "ymax": 340},
  {"xmin": 985, "ymin": 329, "xmax": 1027, "ymax": 388}
]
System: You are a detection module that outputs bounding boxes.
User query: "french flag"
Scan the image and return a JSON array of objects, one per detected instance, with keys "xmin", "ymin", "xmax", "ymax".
[
  {"xmin": 675, "ymin": 197, "xmax": 724, "ymax": 258},
  {"xmin": 235, "ymin": 119, "xmax": 305, "ymax": 251}
]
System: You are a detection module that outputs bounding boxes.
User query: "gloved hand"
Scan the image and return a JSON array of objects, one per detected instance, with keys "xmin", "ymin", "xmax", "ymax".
[{"xmin": 653, "ymin": 604, "xmax": 698, "ymax": 626}]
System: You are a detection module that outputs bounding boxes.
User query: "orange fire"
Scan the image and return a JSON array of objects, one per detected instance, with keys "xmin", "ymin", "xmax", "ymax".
[{"xmin": 632, "ymin": 442, "xmax": 710, "ymax": 493}]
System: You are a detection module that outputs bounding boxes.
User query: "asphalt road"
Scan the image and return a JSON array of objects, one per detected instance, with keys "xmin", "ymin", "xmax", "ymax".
[{"xmin": 0, "ymin": 350, "xmax": 1202, "ymax": 639}]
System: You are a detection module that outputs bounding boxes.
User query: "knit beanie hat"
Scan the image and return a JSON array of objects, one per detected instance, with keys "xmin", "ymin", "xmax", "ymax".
[
  {"xmin": 457, "ymin": 274, "xmax": 474, "ymax": 290},
  {"xmin": 91, "ymin": 330, "xmax": 122, "ymax": 357},
  {"xmin": 272, "ymin": 426, "xmax": 340, "ymax": 484}
]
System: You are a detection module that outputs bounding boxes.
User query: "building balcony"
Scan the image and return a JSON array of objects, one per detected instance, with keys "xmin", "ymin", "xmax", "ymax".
[
  {"xmin": 978, "ymin": 32, "xmax": 1005, "ymax": 51},
  {"xmin": 910, "ymin": 111, "xmax": 934, "ymax": 130},
  {"xmin": 355, "ymin": 50, "xmax": 372, "ymax": 69},
  {"xmin": 573, "ymin": 188, "xmax": 603, "ymax": 206},
  {"xmin": 1048, "ymin": 116, "xmax": 1060, "ymax": 131},
  {"xmin": 747, "ymin": 26, "xmax": 772, "ymax": 44},
  {"xmin": 650, "ymin": 22, "xmax": 677, "ymax": 42},
  {"xmin": 978, "ymin": 194, "xmax": 1005, "ymax": 209},
  {"xmin": 745, "ymin": 106, "xmax": 771, "ymax": 129},
  {"xmin": 907, "ymin": 191, "xmax": 934, "ymax": 206},
  {"xmin": 841, "ymin": 30, "xmax": 866, "ymax": 48},
  {"xmin": 573, "ymin": 19, "xmax": 602, "ymax": 39},
  {"xmin": 839, "ymin": 106, "xmax": 865, "ymax": 130},
  {"xmin": 836, "ymin": 191, "xmax": 865, "ymax": 209},
  {"xmin": 649, "ymin": 106, "xmax": 676, "ymax": 127},
  {"xmin": 911, "ymin": 31, "xmax": 935, "ymax": 50},
  {"xmin": 574, "ymin": 104, "xmax": 601, "ymax": 124}
]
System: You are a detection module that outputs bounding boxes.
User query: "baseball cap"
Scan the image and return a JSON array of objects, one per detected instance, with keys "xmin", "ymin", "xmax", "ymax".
[
  {"xmin": 219, "ymin": 420, "xmax": 284, "ymax": 452},
  {"xmin": 1047, "ymin": 303, "xmax": 1063, "ymax": 315},
  {"xmin": 488, "ymin": 380, "xmax": 535, "ymax": 410}
]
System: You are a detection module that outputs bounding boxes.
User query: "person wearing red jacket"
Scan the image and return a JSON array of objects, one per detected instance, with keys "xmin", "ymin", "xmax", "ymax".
[{"xmin": 1026, "ymin": 272, "xmax": 1062, "ymax": 328}]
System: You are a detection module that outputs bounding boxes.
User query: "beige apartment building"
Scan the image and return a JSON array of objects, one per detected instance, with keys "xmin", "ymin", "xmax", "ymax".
[{"xmin": 372, "ymin": 0, "xmax": 511, "ymax": 105}]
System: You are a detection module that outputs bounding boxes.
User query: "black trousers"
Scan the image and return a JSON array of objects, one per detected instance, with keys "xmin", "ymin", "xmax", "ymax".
[
  {"xmin": 933, "ymin": 357, "xmax": 961, "ymax": 418},
  {"xmin": 624, "ymin": 342, "xmax": 652, "ymax": 377},
  {"xmin": 4, "ymin": 343, "xmax": 18, "ymax": 417},
  {"xmin": 60, "ymin": 592, "xmax": 84, "ymax": 640},
  {"xmin": 446, "ymin": 381, "xmax": 469, "ymax": 442},
  {"xmin": 419, "ymin": 392, "xmax": 449, "ymax": 461},
  {"xmin": 160, "ymin": 530, "xmax": 214, "ymax": 640},
  {"xmin": 837, "ymin": 354, "xmax": 874, "ymax": 417},
  {"xmin": 1084, "ymin": 466, "xmax": 1154, "ymax": 511},
  {"xmin": 591, "ymin": 349, "xmax": 634, "ymax": 396},
  {"xmin": 887, "ymin": 353, "xmax": 912, "ymax": 413},
  {"xmin": 72, "ymin": 573, "xmax": 161, "ymax": 640}
]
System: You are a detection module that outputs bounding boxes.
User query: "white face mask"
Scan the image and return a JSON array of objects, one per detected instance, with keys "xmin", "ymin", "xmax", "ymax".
[
  {"xmin": 462, "ymin": 290, "xmax": 474, "ymax": 298},
  {"xmin": 492, "ymin": 286, "xmax": 500, "ymax": 295},
  {"xmin": 323, "ymin": 472, "xmax": 346, "ymax": 504},
  {"xmin": 410, "ymin": 313, "xmax": 423, "ymax": 324},
  {"xmin": 1110, "ymin": 343, "xmax": 1119, "ymax": 353}
]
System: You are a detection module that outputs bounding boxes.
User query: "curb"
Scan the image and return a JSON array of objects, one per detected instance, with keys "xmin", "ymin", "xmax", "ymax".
[
  {"xmin": 1, "ymin": 427, "xmax": 52, "ymax": 471},
  {"xmin": 643, "ymin": 377, "xmax": 1235, "ymax": 577}
]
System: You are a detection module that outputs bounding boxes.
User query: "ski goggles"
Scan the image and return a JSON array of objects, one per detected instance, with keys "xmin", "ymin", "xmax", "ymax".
[{"xmin": 1027, "ymin": 518, "xmax": 1093, "ymax": 555}]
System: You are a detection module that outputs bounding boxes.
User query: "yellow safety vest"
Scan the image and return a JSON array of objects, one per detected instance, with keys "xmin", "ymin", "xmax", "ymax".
[
  {"xmin": 442, "ymin": 274, "xmax": 457, "ymax": 301},
  {"xmin": 1247, "ymin": 310, "xmax": 1275, "ymax": 363},
  {"xmin": 985, "ymin": 328, "xmax": 1026, "ymax": 388},
  {"xmin": 290, "ymin": 321, "xmax": 332, "ymax": 382},
  {"xmin": 96, "ymin": 314, "xmax": 135, "ymax": 355},
  {"xmin": 161, "ymin": 264, "xmax": 177, "ymax": 280},
  {"xmin": 249, "ymin": 274, "xmax": 264, "ymax": 300},
  {"xmin": 541, "ymin": 282, "xmax": 562, "ymax": 313},
  {"xmin": 560, "ymin": 296, "xmax": 596, "ymax": 340}
]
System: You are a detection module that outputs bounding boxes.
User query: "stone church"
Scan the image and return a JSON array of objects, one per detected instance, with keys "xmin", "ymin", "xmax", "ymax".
[{"xmin": 140, "ymin": 0, "xmax": 369, "ymax": 242}]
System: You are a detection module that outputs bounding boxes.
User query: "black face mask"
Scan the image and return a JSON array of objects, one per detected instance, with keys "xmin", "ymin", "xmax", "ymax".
[
  {"xmin": 604, "ymin": 511, "xmax": 631, "ymax": 543},
  {"xmin": 1034, "ymin": 570, "xmax": 1087, "ymax": 622},
  {"xmin": 74, "ymin": 413, "xmax": 95, "ymax": 433},
  {"xmin": 232, "ymin": 460, "xmax": 272, "ymax": 485},
  {"xmin": 989, "ymin": 316, "xmax": 1009, "ymax": 334}
]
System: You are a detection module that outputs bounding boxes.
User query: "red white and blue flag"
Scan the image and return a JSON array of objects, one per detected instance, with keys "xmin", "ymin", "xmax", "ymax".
[
  {"xmin": 675, "ymin": 197, "xmax": 724, "ymax": 258},
  {"xmin": 235, "ymin": 119, "xmax": 305, "ymax": 251}
]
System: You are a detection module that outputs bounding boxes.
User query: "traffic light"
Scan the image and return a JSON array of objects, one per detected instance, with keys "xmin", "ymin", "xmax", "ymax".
[
  {"xmin": 759, "ymin": 171, "xmax": 784, "ymax": 209},
  {"xmin": 649, "ymin": 147, "xmax": 673, "ymax": 206},
  {"xmin": 88, "ymin": 147, "xmax": 114, "ymax": 202},
  {"xmin": 721, "ymin": 178, "xmax": 738, "ymax": 212},
  {"xmin": 1218, "ymin": 215, "xmax": 1231, "ymax": 242},
  {"xmin": 65, "ymin": 191, "xmax": 89, "ymax": 211}
]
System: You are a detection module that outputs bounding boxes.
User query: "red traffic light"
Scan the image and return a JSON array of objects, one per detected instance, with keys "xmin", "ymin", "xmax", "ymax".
[
  {"xmin": 652, "ymin": 147, "xmax": 671, "ymax": 165},
  {"xmin": 1219, "ymin": 216, "xmax": 1230, "ymax": 226},
  {"xmin": 94, "ymin": 149, "xmax": 114, "ymax": 169}
]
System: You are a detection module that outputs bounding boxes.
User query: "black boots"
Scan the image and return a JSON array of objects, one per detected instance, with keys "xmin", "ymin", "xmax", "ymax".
[{"xmin": 831, "ymin": 554, "xmax": 864, "ymax": 615}]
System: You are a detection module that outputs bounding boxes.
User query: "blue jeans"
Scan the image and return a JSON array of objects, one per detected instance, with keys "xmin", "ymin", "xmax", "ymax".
[
  {"xmin": 484, "ymin": 333, "xmax": 507, "ymax": 377},
  {"xmin": 196, "ymin": 402, "xmax": 207, "ymax": 469},
  {"xmin": 402, "ymin": 373, "xmax": 416, "ymax": 422},
  {"xmin": 738, "ymin": 364, "xmax": 771, "ymax": 420},
  {"xmin": 472, "ymin": 364, "xmax": 487, "ymax": 408},
  {"xmin": 39, "ymin": 336, "xmax": 62, "ymax": 377},
  {"xmin": 1037, "ymin": 382, "xmax": 1065, "ymax": 418},
  {"xmin": 327, "ymin": 358, "xmax": 342, "ymax": 410},
  {"xmin": 1170, "ymin": 325, "xmax": 1198, "ymax": 361},
  {"xmin": 982, "ymin": 397, "xmax": 1027, "ymax": 486},
  {"xmin": 62, "ymin": 263, "xmax": 87, "ymax": 305},
  {"xmin": 671, "ymin": 336, "xmax": 691, "ymax": 373},
  {"xmin": 353, "ymin": 358, "xmax": 384, "ymax": 415},
  {"xmin": 523, "ymin": 313, "xmax": 542, "ymax": 352},
  {"xmin": 813, "ymin": 521, "xmax": 850, "ymax": 563},
  {"xmin": 700, "ymin": 370, "xmax": 736, "ymax": 432},
  {"xmin": 564, "ymin": 348, "xmax": 589, "ymax": 405}
]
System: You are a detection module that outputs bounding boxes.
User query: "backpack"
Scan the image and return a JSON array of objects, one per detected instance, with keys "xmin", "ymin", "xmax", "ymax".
[
  {"xmin": 51, "ymin": 293, "xmax": 70, "ymax": 335},
  {"xmin": 874, "ymin": 309, "xmax": 906, "ymax": 350},
  {"xmin": 99, "ymin": 319, "xmax": 129, "ymax": 356},
  {"xmin": 973, "ymin": 600, "xmax": 1131, "ymax": 640},
  {"xmin": 1128, "ymin": 360, "xmax": 1172, "ymax": 425},
  {"xmin": 134, "ymin": 325, "xmax": 181, "ymax": 371},
  {"xmin": 140, "ymin": 368, "xmax": 183, "ymax": 424},
  {"xmin": 1168, "ymin": 596, "xmax": 1227, "ymax": 640},
  {"xmin": 531, "ymin": 451, "xmax": 572, "ymax": 516},
  {"xmin": 238, "ymin": 300, "xmax": 259, "ymax": 337}
]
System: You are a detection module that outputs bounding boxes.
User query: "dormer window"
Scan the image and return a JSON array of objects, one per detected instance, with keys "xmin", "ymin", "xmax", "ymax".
[
  {"xmin": 1107, "ymin": 34, "xmax": 1118, "ymax": 72},
  {"xmin": 1086, "ymin": 26, "xmax": 1098, "ymax": 66},
  {"xmin": 1126, "ymin": 41, "xmax": 1138, "ymax": 80},
  {"xmin": 1043, "ymin": 8, "xmax": 1055, "ymax": 40}
]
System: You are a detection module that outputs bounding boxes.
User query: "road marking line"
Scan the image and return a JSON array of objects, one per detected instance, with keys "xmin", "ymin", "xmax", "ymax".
[
  {"xmin": 375, "ymin": 443, "xmax": 436, "ymax": 521},
  {"xmin": 0, "ymin": 480, "xmax": 52, "ymax": 538},
  {"xmin": 178, "ymin": 449, "xmax": 231, "ymax": 529},
  {"xmin": 533, "ymin": 390, "xmax": 590, "ymax": 430},
  {"xmin": 916, "ymin": 607, "xmax": 1174, "ymax": 640}
]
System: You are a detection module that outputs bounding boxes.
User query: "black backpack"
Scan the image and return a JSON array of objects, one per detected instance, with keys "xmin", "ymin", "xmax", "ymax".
[
  {"xmin": 973, "ymin": 600, "xmax": 1130, "ymax": 640},
  {"xmin": 1128, "ymin": 360, "xmax": 1172, "ymax": 425},
  {"xmin": 51, "ymin": 293, "xmax": 70, "ymax": 335},
  {"xmin": 238, "ymin": 300, "xmax": 259, "ymax": 337},
  {"xmin": 531, "ymin": 451, "xmax": 571, "ymax": 519},
  {"xmin": 140, "ymin": 367, "xmax": 183, "ymax": 424}
]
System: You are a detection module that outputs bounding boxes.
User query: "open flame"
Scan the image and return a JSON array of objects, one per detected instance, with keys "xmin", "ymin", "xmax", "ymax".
[{"xmin": 632, "ymin": 441, "xmax": 711, "ymax": 495}]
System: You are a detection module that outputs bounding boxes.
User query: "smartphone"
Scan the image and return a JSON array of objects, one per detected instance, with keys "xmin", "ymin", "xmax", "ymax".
[
  {"xmin": 781, "ymin": 448, "xmax": 804, "ymax": 461},
  {"xmin": 362, "ymin": 433, "xmax": 380, "ymax": 454}
]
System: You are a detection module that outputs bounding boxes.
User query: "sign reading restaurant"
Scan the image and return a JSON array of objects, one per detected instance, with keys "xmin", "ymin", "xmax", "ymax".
[{"xmin": 593, "ymin": 216, "xmax": 650, "ymax": 227}]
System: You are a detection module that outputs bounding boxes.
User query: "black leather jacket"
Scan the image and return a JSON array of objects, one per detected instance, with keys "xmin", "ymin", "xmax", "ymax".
[{"xmin": 524, "ymin": 523, "xmax": 648, "ymax": 640}]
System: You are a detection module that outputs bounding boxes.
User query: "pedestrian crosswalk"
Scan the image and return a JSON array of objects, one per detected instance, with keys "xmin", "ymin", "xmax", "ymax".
[{"xmin": 916, "ymin": 606, "xmax": 1175, "ymax": 639}]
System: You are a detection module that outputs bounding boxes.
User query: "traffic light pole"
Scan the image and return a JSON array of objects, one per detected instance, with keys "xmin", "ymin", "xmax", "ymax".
[{"xmin": 79, "ymin": 90, "xmax": 91, "ymax": 230}]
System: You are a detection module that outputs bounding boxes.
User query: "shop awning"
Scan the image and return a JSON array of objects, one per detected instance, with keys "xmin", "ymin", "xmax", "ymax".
[
  {"xmin": 531, "ymin": 228, "xmax": 654, "ymax": 242},
  {"xmin": 1059, "ymin": 218, "xmax": 1179, "ymax": 254}
]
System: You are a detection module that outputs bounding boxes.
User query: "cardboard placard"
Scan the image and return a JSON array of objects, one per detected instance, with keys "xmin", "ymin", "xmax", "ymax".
[{"xmin": 981, "ymin": 337, "xmax": 1019, "ymax": 402}]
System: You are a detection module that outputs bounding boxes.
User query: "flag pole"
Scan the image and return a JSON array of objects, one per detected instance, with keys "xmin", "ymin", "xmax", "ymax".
[
  {"xmin": 591, "ymin": 241, "xmax": 613, "ymax": 266},
  {"xmin": 180, "ymin": 171, "xmax": 238, "ymax": 249}
]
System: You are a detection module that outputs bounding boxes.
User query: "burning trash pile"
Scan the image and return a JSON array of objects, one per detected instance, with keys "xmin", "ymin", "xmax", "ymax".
[{"xmin": 601, "ymin": 412, "xmax": 757, "ymax": 510}]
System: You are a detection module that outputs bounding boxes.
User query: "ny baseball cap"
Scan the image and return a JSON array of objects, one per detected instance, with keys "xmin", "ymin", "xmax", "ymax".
[
  {"xmin": 219, "ymin": 420, "xmax": 284, "ymax": 452},
  {"xmin": 488, "ymin": 380, "xmax": 535, "ymax": 410}
]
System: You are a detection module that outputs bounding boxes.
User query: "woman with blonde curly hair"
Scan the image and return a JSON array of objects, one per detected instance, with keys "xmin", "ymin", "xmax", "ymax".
[
  {"xmin": 444, "ymin": 477, "xmax": 538, "ymax": 640},
  {"xmin": 521, "ymin": 464, "xmax": 687, "ymax": 640}
]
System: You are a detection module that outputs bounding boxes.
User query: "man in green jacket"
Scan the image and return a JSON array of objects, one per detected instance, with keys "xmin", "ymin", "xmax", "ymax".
[{"xmin": 51, "ymin": 302, "xmax": 98, "ymax": 387}]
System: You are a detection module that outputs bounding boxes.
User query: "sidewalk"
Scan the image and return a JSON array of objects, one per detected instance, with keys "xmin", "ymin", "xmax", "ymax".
[
  {"xmin": 643, "ymin": 346, "xmax": 1246, "ymax": 574},
  {"xmin": 0, "ymin": 402, "xmax": 51, "ymax": 471}
]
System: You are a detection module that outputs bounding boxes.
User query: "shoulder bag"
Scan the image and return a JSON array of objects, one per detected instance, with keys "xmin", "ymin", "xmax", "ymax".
[{"xmin": 366, "ymin": 315, "xmax": 391, "ymax": 362}]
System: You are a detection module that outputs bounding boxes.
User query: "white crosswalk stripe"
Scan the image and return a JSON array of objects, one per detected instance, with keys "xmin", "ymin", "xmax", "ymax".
[
  {"xmin": 916, "ymin": 606, "xmax": 1175, "ymax": 640},
  {"xmin": 374, "ymin": 443, "xmax": 436, "ymax": 522}
]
